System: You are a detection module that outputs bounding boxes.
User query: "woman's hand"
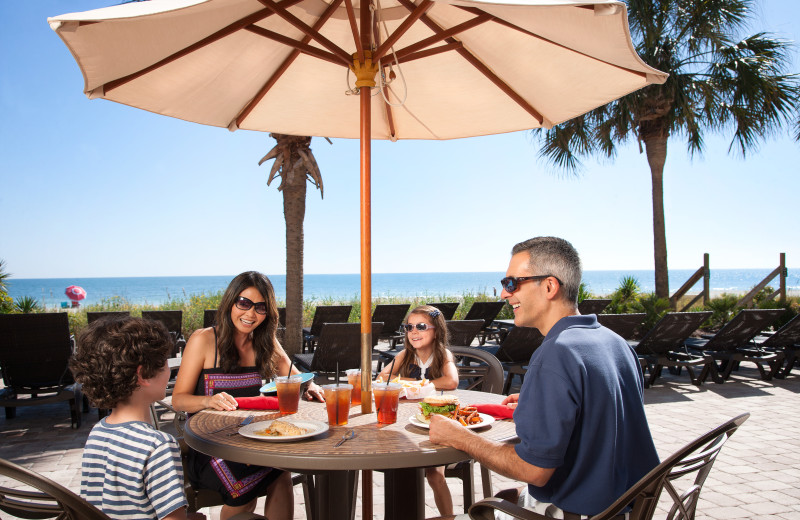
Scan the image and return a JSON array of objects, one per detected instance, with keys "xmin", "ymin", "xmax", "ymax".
[
  {"xmin": 304, "ymin": 381, "xmax": 325, "ymax": 402},
  {"xmin": 205, "ymin": 391, "xmax": 238, "ymax": 411}
]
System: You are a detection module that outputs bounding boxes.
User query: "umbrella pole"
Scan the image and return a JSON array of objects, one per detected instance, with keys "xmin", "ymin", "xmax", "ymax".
[{"xmin": 359, "ymin": 79, "xmax": 373, "ymax": 414}]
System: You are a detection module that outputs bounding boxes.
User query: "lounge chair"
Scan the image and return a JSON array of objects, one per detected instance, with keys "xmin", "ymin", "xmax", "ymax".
[
  {"xmin": 447, "ymin": 319, "xmax": 485, "ymax": 346},
  {"xmin": 463, "ymin": 301, "xmax": 507, "ymax": 345},
  {"xmin": 141, "ymin": 310, "xmax": 184, "ymax": 356},
  {"xmin": 477, "ymin": 326, "xmax": 544, "ymax": 394},
  {"xmin": 0, "ymin": 313, "xmax": 84, "ymax": 428},
  {"xmin": 427, "ymin": 302, "xmax": 459, "ymax": 320},
  {"xmin": 302, "ymin": 305, "xmax": 353, "ymax": 353},
  {"xmin": 86, "ymin": 311, "xmax": 130, "ymax": 324},
  {"xmin": 294, "ymin": 322, "xmax": 382, "ymax": 383},
  {"xmin": 578, "ymin": 298, "xmax": 611, "ymax": 315},
  {"xmin": 371, "ymin": 304, "xmax": 410, "ymax": 348},
  {"xmin": 597, "ymin": 313, "xmax": 646, "ymax": 340},
  {"xmin": 631, "ymin": 311, "xmax": 718, "ymax": 387},
  {"xmin": 467, "ymin": 413, "xmax": 750, "ymax": 520},
  {"xmin": 685, "ymin": 309, "xmax": 786, "ymax": 381},
  {"xmin": 755, "ymin": 313, "xmax": 800, "ymax": 379}
]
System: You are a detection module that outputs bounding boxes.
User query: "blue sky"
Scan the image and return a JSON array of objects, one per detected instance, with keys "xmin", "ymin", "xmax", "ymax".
[{"xmin": 1, "ymin": 1, "xmax": 798, "ymax": 279}]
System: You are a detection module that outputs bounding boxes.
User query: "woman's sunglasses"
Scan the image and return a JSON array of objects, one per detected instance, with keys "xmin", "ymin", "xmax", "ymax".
[
  {"xmin": 500, "ymin": 275, "xmax": 563, "ymax": 293},
  {"xmin": 235, "ymin": 296, "xmax": 268, "ymax": 315},
  {"xmin": 403, "ymin": 323, "xmax": 435, "ymax": 332}
]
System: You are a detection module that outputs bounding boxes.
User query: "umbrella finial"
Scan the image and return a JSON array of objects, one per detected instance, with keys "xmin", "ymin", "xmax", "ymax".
[{"xmin": 350, "ymin": 51, "xmax": 379, "ymax": 89}]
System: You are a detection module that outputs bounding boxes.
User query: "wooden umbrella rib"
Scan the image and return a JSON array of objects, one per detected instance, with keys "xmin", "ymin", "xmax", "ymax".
[
  {"xmin": 257, "ymin": 0, "xmax": 351, "ymax": 64},
  {"xmin": 245, "ymin": 26, "xmax": 343, "ymax": 65},
  {"xmin": 395, "ymin": 42, "xmax": 462, "ymax": 65},
  {"xmin": 236, "ymin": 0, "xmax": 345, "ymax": 128},
  {"xmin": 343, "ymin": 0, "xmax": 364, "ymax": 62},
  {"xmin": 396, "ymin": 0, "xmax": 543, "ymax": 124},
  {"xmin": 393, "ymin": 14, "xmax": 491, "ymax": 62},
  {"xmin": 372, "ymin": 0, "xmax": 434, "ymax": 62}
]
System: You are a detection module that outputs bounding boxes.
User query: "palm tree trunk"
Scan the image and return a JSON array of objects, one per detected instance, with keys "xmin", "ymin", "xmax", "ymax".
[
  {"xmin": 282, "ymin": 156, "xmax": 307, "ymax": 357},
  {"xmin": 643, "ymin": 135, "xmax": 669, "ymax": 299}
]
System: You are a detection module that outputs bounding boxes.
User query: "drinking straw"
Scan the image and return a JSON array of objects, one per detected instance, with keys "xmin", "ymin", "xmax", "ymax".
[
  {"xmin": 387, "ymin": 357, "xmax": 396, "ymax": 388},
  {"xmin": 336, "ymin": 362, "xmax": 340, "ymax": 386},
  {"xmin": 335, "ymin": 362, "xmax": 339, "ymax": 421},
  {"xmin": 288, "ymin": 358, "xmax": 295, "ymax": 377}
]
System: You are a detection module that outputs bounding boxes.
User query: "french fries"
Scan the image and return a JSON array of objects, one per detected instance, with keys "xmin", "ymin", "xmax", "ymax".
[{"xmin": 450, "ymin": 405, "xmax": 482, "ymax": 425}]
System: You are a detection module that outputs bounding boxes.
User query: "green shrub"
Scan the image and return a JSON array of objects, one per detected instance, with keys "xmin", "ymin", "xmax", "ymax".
[
  {"xmin": 631, "ymin": 293, "xmax": 670, "ymax": 331},
  {"xmin": 703, "ymin": 294, "xmax": 739, "ymax": 329},
  {"xmin": 605, "ymin": 276, "xmax": 641, "ymax": 314},
  {"xmin": 13, "ymin": 296, "xmax": 41, "ymax": 313}
]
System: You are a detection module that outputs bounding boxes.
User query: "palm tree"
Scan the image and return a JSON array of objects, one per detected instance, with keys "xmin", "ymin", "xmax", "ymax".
[
  {"xmin": 259, "ymin": 134, "xmax": 324, "ymax": 356},
  {"xmin": 533, "ymin": 0, "xmax": 799, "ymax": 299}
]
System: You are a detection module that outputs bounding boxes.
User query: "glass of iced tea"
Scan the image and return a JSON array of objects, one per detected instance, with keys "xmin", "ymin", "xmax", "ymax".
[
  {"xmin": 322, "ymin": 384, "xmax": 352, "ymax": 426},
  {"xmin": 275, "ymin": 375, "xmax": 302, "ymax": 415},
  {"xmin": 373, "ymin": 382, "xmax": 402, "ymax": 425},
  {"xmin": 346, "ymin": 369, "xmax": 362, "ymax": 405}
]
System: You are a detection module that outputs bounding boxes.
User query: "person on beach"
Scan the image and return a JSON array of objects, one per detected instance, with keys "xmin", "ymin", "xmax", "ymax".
[
  {"xmin": 172, "ymin": 271, "xmax": 323, "ymax": 520},
  {"xmin": 429, "ymin": 237, "xmax": 659, "ymax": 519},
  {"xmin": 378, "ymin": 304, "xmax": 460, "ymax": 517},
  {"xmin": 70, "ymin": 316, "xmax": 205, "ymax": 520}
]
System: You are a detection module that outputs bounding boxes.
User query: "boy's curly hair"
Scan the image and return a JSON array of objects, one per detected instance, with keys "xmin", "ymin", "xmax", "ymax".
[{"xmin": 70, "ymin": 316, "xmax": 173, "ymax": 409}]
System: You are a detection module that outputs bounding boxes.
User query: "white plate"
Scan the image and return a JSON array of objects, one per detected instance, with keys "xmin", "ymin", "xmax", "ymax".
[
  {"xmin": 238, "ymin": 419, "xmax": 329, "ymax": 442},
  {"xmin": 260, "ymin": 373, "xmax": 315, "ymax": 393},
  {"xmin": 409, "ymin": 412, "xmax": 495, "ymax": 430}
]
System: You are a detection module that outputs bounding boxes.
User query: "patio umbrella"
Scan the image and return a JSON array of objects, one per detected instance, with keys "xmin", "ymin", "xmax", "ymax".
[
  {"xmin": 48, "ymin": 0, "xmax": 667, "ymax": 410},
  {"xmin": 65, "ymin": 285, "xmax": 87, "ymax": 302}
]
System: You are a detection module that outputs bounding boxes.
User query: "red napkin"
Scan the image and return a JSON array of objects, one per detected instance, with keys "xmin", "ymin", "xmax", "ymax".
[
  {"xmin": 471, "ymin": 403, "xmax": 514, "ymax": 420},
  {"xmin": 235, "ymin": 396, "xmax": 279, "ymax": 410}
]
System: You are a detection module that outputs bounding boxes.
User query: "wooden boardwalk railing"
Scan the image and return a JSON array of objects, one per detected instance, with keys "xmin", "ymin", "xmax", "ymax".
[
  {"xmin": 737, "ymin": 253, "xmax": 787, "ymax": 308},
  {"xmin": 670, "ymin": 253, "xmax": 710, "ymax": 311}
]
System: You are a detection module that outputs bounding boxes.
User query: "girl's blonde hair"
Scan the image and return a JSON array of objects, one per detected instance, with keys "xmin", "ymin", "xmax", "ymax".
[{"xmin": 396, "ymin": 305, "xmax": 450, "ymax": 379}]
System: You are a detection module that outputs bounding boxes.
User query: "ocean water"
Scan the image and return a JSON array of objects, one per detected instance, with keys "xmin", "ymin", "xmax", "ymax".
[{"xmin": 6, "ymin": 269, "xmax": 798, "ymax": 308}]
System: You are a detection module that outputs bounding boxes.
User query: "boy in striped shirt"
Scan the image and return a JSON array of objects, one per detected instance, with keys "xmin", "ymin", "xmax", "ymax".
[{"xmin": 71, "ymin": 316, "xmax": 205, "ymax": 520}]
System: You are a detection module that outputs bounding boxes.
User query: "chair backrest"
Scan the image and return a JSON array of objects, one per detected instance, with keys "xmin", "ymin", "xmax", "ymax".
[
  {"xmin": 495, "ymin": 326, "xmax": 544, "ymax": 363},
  {"xmin": 0, "ymin": 457, "xmax": 112, "ymax": 519},
  {"xmin": 371, "ymin": 304, "xmax": 410, "ymax": 336},
  {"xmin": 592, "ymin": 413, "xmax": 749, "ymax": 520},
  {"xmin": 463, "ymin": 301, "xmax": 507, "ymax": 331},
  {"xmin": 427, "ymin": 302, "xmax": 460, "ymax": 320},
  {"xmin": 308, "ymin": 305, "xmax": 353, "ymax": 336},
  {"xmin": 597, "ymin": 313, "xmax": 647, "ymax": 340},
  {"xmin": 578, "ymin": 299, "xmax": 611, "ymax": 315},
  {"xmin": 310, "ymin": 322, "xmax": 383, "ymax": 372},
  {"xmin": 0, "ymin": 313, "xmax": 73, "ymax": 389},
  {"xmin": 276, "ymin": 326, "xmax": 286, "ymax": 345},
  {"xmin": 449, "ymin": 346, "xmax": 504, "ymax": 394},
  {"xmin": 635, "ymin": 312, "xmax": 712, "ymax": 356},
  {"xmin": 278, "ymin": 307, "xmax": 286, "ymax": 327},
  {"xmin": 203, "ymin": 309, "xmax": 217, "ymax": 328},
  {"xmin": 447, "ymin": 320, "xmax": 485, "ymax": 346},
  {"xmin": 703, "ymin": 309, "xmax": 786, "ymax": 352},
  {"xmin": 141, "ymin": 310, "xmax": 183, "ymax": 335},
  {"xmin": 87, "ymin": 311, "xmax": 131, "ymax": 324},
  {"xmin": 761, "ymin": 312, "xmax": 800, "ymax": 348}
]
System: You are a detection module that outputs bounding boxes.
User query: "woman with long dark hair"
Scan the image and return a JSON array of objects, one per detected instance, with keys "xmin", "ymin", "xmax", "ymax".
[{"xmin": 172, "ymin": 271, "xmax": 322, "ymax": 520}]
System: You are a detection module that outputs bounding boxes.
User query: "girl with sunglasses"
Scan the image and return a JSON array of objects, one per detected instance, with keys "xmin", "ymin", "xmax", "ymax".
[
  {"xmin": 172, "ymin": 271, "xmax": 323, "ymax": 520},
  {"xmin": 376, "ymin": 304, "xmax": 459, "ymax": 516}
]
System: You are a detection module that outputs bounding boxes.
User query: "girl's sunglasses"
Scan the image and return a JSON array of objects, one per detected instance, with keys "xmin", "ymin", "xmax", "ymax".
[
  {"xmin": 235, "ymin": 296, "xmax": 268, "ymax": 315},
  {"xmin": 500, "ymin": 274, "xmax": 563, "ymax": 293},
  {"xmin": 403, "ymin": 323, "xmax": 435, "ymax": 332}
]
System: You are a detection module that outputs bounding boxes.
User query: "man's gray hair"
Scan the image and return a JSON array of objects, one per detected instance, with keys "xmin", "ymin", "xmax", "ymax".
[{"xmin": 511, "ymin": 237, "xmax": 582, "ymax": 305}]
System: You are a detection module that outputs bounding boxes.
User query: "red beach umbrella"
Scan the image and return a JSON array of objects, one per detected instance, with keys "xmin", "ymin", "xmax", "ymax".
[{"xmin": 65, "ymin": 285, "xmax": 87, "ymax": 301}]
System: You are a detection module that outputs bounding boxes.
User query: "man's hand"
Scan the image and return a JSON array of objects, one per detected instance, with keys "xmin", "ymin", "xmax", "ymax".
[
  {"xmin": 429, "ymin": 414, "xmax": 467, "ymax": 446},
  {"xmin": 501, "ymin": 393, "xmax": 520, "ymax": 409},
  {"xmin": 304, "ymin": 381, "xmax": 325, "ymax": 402}
]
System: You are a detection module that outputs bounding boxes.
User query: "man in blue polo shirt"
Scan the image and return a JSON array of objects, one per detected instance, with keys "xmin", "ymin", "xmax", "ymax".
[{"xmin": 430, "ymin": 236, "xmax": 659, "ymax": 518}]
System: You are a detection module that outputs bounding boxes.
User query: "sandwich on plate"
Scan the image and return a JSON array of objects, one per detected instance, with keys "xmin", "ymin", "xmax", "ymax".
[{"xmin": 416, "ymin": 394, "xmax": 459, "ymax": 424}]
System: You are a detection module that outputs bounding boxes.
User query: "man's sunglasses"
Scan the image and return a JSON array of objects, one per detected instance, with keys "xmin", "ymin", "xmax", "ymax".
[
  {"xmin": 235, "ymin": 296, "xmax": 268, "ymax": 315},
  {"xmin": 402, "ymin": 323, "xmax": 435, "ymax": 332},
  {"xmin": 500, "ymin": 275, "xmax": 563, "ymax": 293}
]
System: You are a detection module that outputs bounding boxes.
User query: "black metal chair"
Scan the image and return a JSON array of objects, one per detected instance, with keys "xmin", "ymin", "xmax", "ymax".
[
  {"xmin": 427, "ymin": 302, "xmax": 460, "ymax": 320},
  {"xmin": 0, "ymin": 313, "xmax": 84, "ymax": 428},
  {"xmin": 755, "ymin": 313, "xmax": 800, "ymax": 379},
  {"xmin": 447, "ymin": 319, "xmax": 485, "ymax": 347},
  {"xmin": 371, "ymin": 303, "xmax": 410, "ymax": 348},
  {"xmin": 467, "ymin": 413, "xmax": 750, "ymax": 520},
  {"xmin": 477, "ymin": 326, "xmax": 544, "ymax": 394},
  {"xmin": 597, "ymin": 313, "xmax": 647, "ymax": 340},
  {"xmin": 203, "ymin": 308, "xmax": 217, "ymax": 328},
  {"xmin": 578, "ymin": 298, "xmax": 611, "ymax": 315},
  {"xmin": 463, "ymin": 301, "xmax": 508, "ymax": 345},
  {"xmin": 302, "ymin": 305, "xmax": 353, "ymax": 352},
  {"xmin": 86, "ymin": 311, "xmax": 130, "ymax": 324},
  {"xmin": 294, "ymin": 322, "xmax": 382, "ymax": 383},
  {"xmin": 142, "ymin": 310, "xmax": 184, "ymax": 356}
]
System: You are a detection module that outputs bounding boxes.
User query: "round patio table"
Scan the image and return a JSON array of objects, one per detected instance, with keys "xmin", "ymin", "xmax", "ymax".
[{"xmin": 185, "ymin": 388, "xmax": 517, "ymax": 520}]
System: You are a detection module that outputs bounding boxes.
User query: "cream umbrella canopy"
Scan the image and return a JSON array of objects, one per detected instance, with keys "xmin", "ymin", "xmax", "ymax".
[{"xmin": 49, "ymin": 0, "xmax": 666, "ymax": 410}]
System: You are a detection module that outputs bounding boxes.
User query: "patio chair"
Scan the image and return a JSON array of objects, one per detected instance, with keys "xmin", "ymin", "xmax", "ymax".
[
  {"xmin": 278, "ymin": 306, "xmax": 286, "ymax": 326},
  {"xmin": 463, "ymin": 301, "xmax": 507, "ymax": 345},
  {"xmin": 447, "ymin": 319, "xmax": 485, "ymax": 347},
  {"xmin": 302, "ymin": 305, "xmax": 353, "ymax": 353},
  {"xmin": 371, "ymin": 303, "xmax": 410, "ymax": 348},
  {"xmin": 596, "ymin": 313, "xmax": 647, "ymax": 340},
  {"xmin": 631, "ymin": 311, "xmax": 718, "ymax": 387},
  {"xmin": 477, "ymin": 326, "xmax": 544, "ymax": 394},
  {"xmin": 427, "ymin": 302, "xmax": 460, "ymax": 320},
  {"xmin": 685, "ymin": 309, "xmax": 786, "ymax": 381},
  {"xmin": 86, "ymin": 310, "xmax": 130, "ymax": 324},
  {"xmin": 578, "ymin": 298, "xmax": 611, "ymax": 315},
  {"xmin": 141, "ymin": 310, "xmax": 184, "ymax": 356},
  {"xmin": 0, "ymin": 313, "xmax": 84, "ymax": 428},
  {"xmin": 294, "ymin": 322, "xmax": 383, "ymax": 383},
  {"xmin": 203, "ymin": 308, "xmax": 217, "ymax": 328},
  {"xmin": 0, "ymin": 457, "xmax": 113, "ymax": 519},
  {"xmin": 467, "ymin": 413, "xmax": 750, "ymax": 520},
  {"xmin": 755, "ymin": 313, "xmax": 800, "ymax": 379}
]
